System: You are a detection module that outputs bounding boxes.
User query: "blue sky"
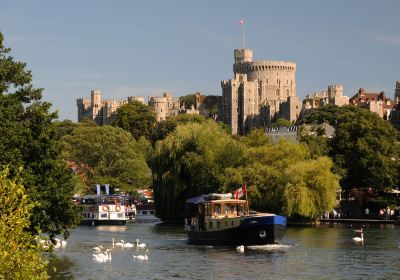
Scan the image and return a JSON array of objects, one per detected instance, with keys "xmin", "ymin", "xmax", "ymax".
[{"xmin": 1, "ymin": 0, "xmax": 399, "ymax": 121}]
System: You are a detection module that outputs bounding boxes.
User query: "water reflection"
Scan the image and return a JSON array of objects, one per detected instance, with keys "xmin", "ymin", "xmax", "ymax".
[{"xmin": 49, "ymin": 223, "xmax": 400, "ymax": 279}]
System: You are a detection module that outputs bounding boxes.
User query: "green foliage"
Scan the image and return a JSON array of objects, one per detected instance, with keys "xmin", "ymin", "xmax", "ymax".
[
  {"xmin": 297, "ymin": 126, "xmax": 331, "ymax": 158},
  {"xmin": 60, "ymin": 125, "xmax": 151, "ymax": 194},
  {"xmin": 222, "ymin": 139, "xmax": 340, "ymax": 220},
  {"xmin": 273, "ymin": 118, "xmax": 293, "ymax": 127},
  {"xmin": 0, "ymin": 168, "xmax": 48, "ymax": 279},
  {"xmin": 0, "ymin": 32, "xmax": 80, "ymax": 236},
  {"xmin": 331, "ymin": 106, "xmax": 397, "ymax": 190},
  {"xmin": 179, "ymin": 94, "xmax": 196, "ymax": 109},
  {"xmin": 283, "ymin": 157, "xmax": 340, "ymax": 218},
  {"xmin": 113, "ymin": 101, "xmax": 157, "ymax": 142},
  {"xmin": 156, "ymin": 114, "xmax": 205, "ymax": 140},
  {"xmin": 151, "ymin": 120, "xmax": 244, "ymax": 222}
]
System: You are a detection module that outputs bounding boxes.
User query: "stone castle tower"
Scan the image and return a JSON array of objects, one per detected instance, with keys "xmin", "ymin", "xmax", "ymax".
[
  {"xmin": 395, "ymin": 81, "xmax": 400, "ymax": 104},
  {"xmin": 220, "ymin": 48, "xmax": 298, "ymax": 134},
  {"xmin": 77, "ymin": 89, "xmax": 137, "ymax": 124}
]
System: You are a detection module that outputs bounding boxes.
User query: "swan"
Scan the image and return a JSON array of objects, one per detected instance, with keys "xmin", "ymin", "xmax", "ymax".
[
  {"xmin": 353, "ymin": 233, "xmax": 364, "ymax": 242},
  {"xmin": 354, "ymin": 228, "xmax": 363, "ymax": 233},
  {"xmin": 123, "ymin": 242, "xmax": 134, "ymax": 248},
  {"xmin": 53, "ymin": 238, "xmax": 66, "ymax": 248},
  {"xmin": 113, "ymin": 238, "xmax": 125, "ymax": 247},
  {"xmin": 133, "ymin": 250, "xmax": 149, "ymax": 261},
  {"xmin": 93, "ymin": 245, "xmax": 103, "ymax": 252},
  {"xmin": 236, "ymin": 245, "xmax": 245, "ymax": 253},
  {"xmin": 135, "ymin": 239, "xmax": 146, "ymax": 249},
  {"xmin": 93, "ymin": 249, "xmax": 112, "ymax": 262}
]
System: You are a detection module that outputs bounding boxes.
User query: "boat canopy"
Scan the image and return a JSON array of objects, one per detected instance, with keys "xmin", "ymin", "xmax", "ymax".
[
  {"xmin": 186, "ymin": 193, "xmax": 234, "ymax": 205},
  {"xmin": 186, "ymin": 195, "xmax": 205, "ymax": 205}
]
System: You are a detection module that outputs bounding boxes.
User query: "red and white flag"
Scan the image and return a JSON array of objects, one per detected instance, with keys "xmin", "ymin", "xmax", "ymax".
[
  {"xmin": 234, "ymin": 184, "xmax": 247, "ymax": 199},
  {"xmin": 238, "ymin": 19, "xmax": 245, "ymax": 25}
]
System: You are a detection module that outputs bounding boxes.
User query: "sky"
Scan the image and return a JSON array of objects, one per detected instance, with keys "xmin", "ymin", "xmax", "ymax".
[{"xmin": 1, "ymin": 0, "xmax": 399, "ymax": 121}]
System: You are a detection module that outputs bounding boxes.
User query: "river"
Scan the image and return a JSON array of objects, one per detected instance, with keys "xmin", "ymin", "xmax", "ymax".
[{"xmin": 48, "ymin": 222, "xmax": 400, "ymax": 279}]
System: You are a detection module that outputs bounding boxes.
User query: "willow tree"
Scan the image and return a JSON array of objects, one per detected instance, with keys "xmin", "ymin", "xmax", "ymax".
[
  {"xmin": 151, "ymin": 120, "xmax": 244, "ymax": 222},
  {"xmin": 223, "ymin": 130, "xmax": 340, "ymax": 220}
]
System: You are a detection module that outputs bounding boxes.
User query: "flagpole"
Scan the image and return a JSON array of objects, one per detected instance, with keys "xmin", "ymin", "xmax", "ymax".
[{"xmin": 242, "ymin": 22, "xmax": 245, "ymax": 49}]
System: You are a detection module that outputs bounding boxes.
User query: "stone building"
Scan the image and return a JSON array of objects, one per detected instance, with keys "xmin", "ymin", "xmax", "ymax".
[
  {"xmin": 389, "ymin": 81, "xmax": 400, "ymax": 129},
  {"xmin": 148, "ymin": 92, "xmax": 181, "ymax": 122},
  {"xmin": 303, "ymin": 85, "xmax": 349, "ymax": 110},
  {"xmin": 349, "ymin": 88, "xmax": 394, "ymax": 120},
  {"xmin": 77, "ymin": 89, "xmax": 145, "ymax": 124},
  {"xmin": 220, "ymin": 48, "xmax": 299, "ymax": 134}
]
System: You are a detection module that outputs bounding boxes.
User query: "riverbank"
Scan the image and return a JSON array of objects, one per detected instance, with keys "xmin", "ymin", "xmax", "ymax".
[{"xmin": 319, "ymin": 218, "xmax": 398, "ymax": 224}]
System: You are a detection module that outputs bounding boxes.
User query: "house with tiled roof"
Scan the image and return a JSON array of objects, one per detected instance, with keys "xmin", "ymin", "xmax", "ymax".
[{"xmin": 349, "ymin": 88, "xmax": 394, "ymax": 120}]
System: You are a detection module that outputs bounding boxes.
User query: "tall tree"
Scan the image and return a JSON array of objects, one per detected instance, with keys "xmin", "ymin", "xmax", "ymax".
[
  {"xmin": 151, "ymin": 120, "xmax": 244, "ymax": 222},
  {"xmin": 331, "ymin": 106, "xmax": 397, "ymax": 190},
  {"xmin": 113, "ymin": 101, "xmax": 157, "ymax": 142},
  {"xmin": 60, "ymin": 125, "xmax": 151, "ymax": 194},
  {"xmin": 155, "ymin": 114, "xmax": 205, "ymax": 140},
  {"xmin": 0, "ymin": 32, "xmax": 80, "ymax": 236}
]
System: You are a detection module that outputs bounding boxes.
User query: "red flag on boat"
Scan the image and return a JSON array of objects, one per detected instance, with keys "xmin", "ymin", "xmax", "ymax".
[{"xmin": 234, "ymin": 184, "xmax": 247, "ymax": 199}]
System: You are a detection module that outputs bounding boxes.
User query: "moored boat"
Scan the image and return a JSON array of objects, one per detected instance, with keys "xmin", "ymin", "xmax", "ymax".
[
  {"xmin": 184, "ymin": 193, "xmax": 286, "ymax": 246},
  {"xmin": 78, "ymin": 195, "xmax": 128, "ymax": 226}
]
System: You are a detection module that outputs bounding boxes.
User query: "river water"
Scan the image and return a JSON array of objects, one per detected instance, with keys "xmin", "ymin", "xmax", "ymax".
[{"xmin": 48, "ymin": 222, "xmax": 400, "ymax": 279}]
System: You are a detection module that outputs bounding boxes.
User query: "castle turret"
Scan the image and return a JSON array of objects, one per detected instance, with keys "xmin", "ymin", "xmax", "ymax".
[{"xmin": 395, "ymin": 81, "xmax": 400, "ymax": 104}]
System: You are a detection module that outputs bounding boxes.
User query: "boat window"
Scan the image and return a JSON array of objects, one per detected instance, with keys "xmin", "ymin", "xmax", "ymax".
[
  {"xmin": 208, "ymin": 221, "xmax": 213, "ymax": 229},
  {"xmin": 224, "ymin": 204, "xmax": 236, "ymax": 215},
  {"xmin": 100, "ymin": 213, "xmax": 107, "ymax": 218},
  {"xmin": 150, "ymin": 211, "xmax": 154, "ymax": 215},
  {"xmin": 213, "ymin": 204, "xmax": 221, "ymax": 215},
  {"xmin": 142, "ymin": 211, "xmax": 147, "ymax": 215},
  {"xmin": 217, "ymin": 221, "xmax": 221, "ymax": 229},
  {"xmin": 237, "ymin": 204, "xmax": 246, "ymax": 215},
  {"xmin": 205, "ymin": 203, "xmax": 211, "ymax": 216}
]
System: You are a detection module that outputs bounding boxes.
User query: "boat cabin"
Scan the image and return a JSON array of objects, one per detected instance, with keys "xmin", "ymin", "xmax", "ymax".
[{"xmin": 185, "ymin": 193, "xmax": 248, "ymax": 232}]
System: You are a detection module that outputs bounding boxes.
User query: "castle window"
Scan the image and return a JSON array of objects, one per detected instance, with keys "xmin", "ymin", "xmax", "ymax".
[{"xmin": 266, "ymin": 79, "xmax": 268, "ymax": 84}]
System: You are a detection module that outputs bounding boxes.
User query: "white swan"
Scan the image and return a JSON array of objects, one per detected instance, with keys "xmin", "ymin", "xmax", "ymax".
[
  {"xmin": 123, "ymin": 242, "xmax": 135, "ymax": 248},
  {"xmin": 53, "ymin": 238, "xmax": 67, "ymax": 248},
  {"xmin": 112, "ymin": 238, "xmax": 125, "ymax": 247},
  {"xmin": 353, "ymin": 233, "xmax": 364, "ymax": 242},
  {"xmin": 133, "ymin": 250, "xmax": 149, "ymax": 261},
  {"xmin": 135, "ymin": 239, "xmax": 146, "ymax": 249},
  {"xmin": 236, "ymin": 245, "xmax": 245, "ymax": 253},
  {"xmin": 93, "ymin": 249, "xmax": 112, "ymax": 262},
  {"xmin": 93, "ymin": 245, "xmax": 103, "ymax": 252}
]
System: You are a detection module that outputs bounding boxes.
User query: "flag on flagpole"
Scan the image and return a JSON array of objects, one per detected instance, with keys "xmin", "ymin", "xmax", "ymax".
[
  {"xmin": 238, "ymin": 19, "xmax": 245, "ymax": 25},
  {"xmin": 234, "ymin": 184, "xmax": 247, "ymax": 199}
]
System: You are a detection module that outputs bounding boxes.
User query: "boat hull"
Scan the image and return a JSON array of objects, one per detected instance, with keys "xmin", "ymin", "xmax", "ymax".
[{"xmin": 187, "ymin": 215, "xmax": 286, "ymax": 246}]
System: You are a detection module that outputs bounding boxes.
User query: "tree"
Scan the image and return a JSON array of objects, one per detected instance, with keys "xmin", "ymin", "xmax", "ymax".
[
  {"xmin": 222, "ymin": 139, "xmax": 340, "ymax": 220},
  {"xmin": 60, "ymin": 125, "xmax": 151, "ymax": 194},
  {"xmin": 331, "ymin": 106, "xmax": 397, "ymax": 190},
  {"xmin": 0, "ymin": 168, "xmax": 48, "ymax": 279},
  {"xmin": 151, "ymin": 120, "xmax": 244, "ymax": 222},
  {"xmin": 179, "ymin": 93, "xmax": 196, "ymax": 109},
  {"xmin": 273, "ymin": 118, "xmax": 293, "ymax": 127},
  {"xmin": 113, "ymin": 101, "xmax": 157, "ymax": 142},
  {"xmin": 0, "ymin": 32, "xmax": 80, "ymax": 237},
  {"xmin": 155, "ymin": 114, "xmax": 205, "ymax": 140}
]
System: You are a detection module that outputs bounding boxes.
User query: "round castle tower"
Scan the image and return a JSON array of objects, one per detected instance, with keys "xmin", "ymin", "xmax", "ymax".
[{"xmin": 232, "ymin": 49, "xmax": 296, "ymax": 102}]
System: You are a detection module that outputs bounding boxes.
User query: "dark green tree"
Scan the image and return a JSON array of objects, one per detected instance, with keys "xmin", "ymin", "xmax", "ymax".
[
  {"xmin": 0, "ymin": 32, "xmax": 80, "ymax": 236},
  {"xmin": 179, "ymin": 93, "xmax": 196, "ymax": 109},
  {"xmin": 331, "ymin": 106, "xmax": 397, "ymax": 190},
  {"xmin": 60, "ymin": 125, "xmax": 151, "ymax": 194},
  {"xmin": 113, "ymin": 101, "xmax": 157, "ymax": 142}
]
